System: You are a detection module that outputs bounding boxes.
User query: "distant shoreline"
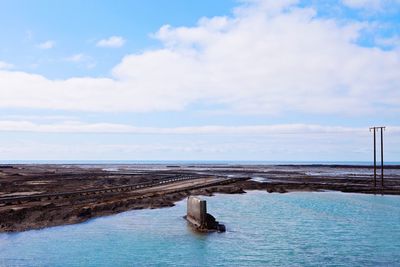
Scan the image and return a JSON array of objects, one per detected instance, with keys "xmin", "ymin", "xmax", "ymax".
[
  {"xmin": 1, "ymin": 160, "xmax": 400, "ymax": 166},
  {"xmin": 1, "ymin": 163, "xmax": 400, "ymax": 169}
]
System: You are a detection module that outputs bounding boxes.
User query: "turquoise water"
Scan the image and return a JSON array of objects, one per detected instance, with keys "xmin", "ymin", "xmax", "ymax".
[{"xmin": 1, "ymin": 191, "xmax": 400, "ymax": 266}]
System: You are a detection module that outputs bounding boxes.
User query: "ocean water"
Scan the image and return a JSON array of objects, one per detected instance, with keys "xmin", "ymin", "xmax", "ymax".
[
  {"xmin": 2, "ymin": 160, "xmax": 400, "ymax": 165},
  {"xmin": 0, "ymin": 191, "xmax": 400, "ymax": 266}
]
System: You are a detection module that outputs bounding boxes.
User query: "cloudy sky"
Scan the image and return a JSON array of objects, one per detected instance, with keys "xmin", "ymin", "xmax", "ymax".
[{"xmin": 0, "ymin": 0, "xmax": 399, "ymax": 161}]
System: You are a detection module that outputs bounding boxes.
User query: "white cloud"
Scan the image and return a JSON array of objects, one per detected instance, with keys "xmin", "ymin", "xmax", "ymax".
[
  {"xmin": 37, "ymin": 40, "xmax": 55, "ymax": 49},
  {"xmin": 342, "ymin": 0, "xmax": 400, "ymax": 10},
  {"xmin": 64, "ymin": 53, "xmax": 85, "ymax": 62},
  {"xmin": 1, "ymin": 120, "xmax": 399, "ymax": 161},
  {"xmin": 64, "ymin": 53, "xmax": 96, "ymax": 69},
  {"xmin": 0, "ymin": 0, "xmax": 399, "ymax": 115},
  {"xmin": 96, "ymin": 36, "xmax": 126, "ymax": 48},
  {"xmin": 0, "ymin": 61, "xmax": 14, "ymax": 70},
  {"xmin": 0, "ymin": 122, "xmax": 399, "ymax": 161},
  {"xmin": 376, "ymin": 36, "xmax": 400, "ymax": 47},
  {"xmin": 0, "ymin": 120, "xmax": 399, "ymax": 135},
  {"xmin": 0, "ymin": 115, "xmax": 77, "ymax": 121},
  {"xmin": 86, "ymin": 62, "xmax": 97, "ymax": 69},
  {"xmin": 342, "ymin": 0, "xmax": 381, "ymax": 9}
]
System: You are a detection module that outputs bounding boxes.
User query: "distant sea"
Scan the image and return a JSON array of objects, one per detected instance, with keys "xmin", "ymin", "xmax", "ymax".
[
  {"xmin": 1, "ymin": 160, "xmax": 400, "ymax": 165},
  {"xmin": 1, "ymin": 191, "xmax": 399, "ymax": 266}
]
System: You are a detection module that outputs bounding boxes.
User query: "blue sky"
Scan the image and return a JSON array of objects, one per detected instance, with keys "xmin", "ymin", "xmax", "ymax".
[
  {"xmin": 0, "ymin": 0, "xmax": 235, "ymax": 79},
  {"xmin": 0, "ymin": 0, "xmax": 399, "ymax": 161}
]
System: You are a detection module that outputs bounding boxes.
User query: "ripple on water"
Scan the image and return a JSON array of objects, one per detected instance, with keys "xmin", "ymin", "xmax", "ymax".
[{"xmin": 0, "ymin": 191, "xmax": 400, "ymax": 266}]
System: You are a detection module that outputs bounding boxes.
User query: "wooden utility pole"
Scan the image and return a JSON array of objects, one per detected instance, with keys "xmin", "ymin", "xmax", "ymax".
[
  {"xmin": 380, "ymin": 128, "xmax": 384, "ymax": 186},
  {"xmin": 369, "ymin": 126, "xmax": 385, "ymax": 187}
]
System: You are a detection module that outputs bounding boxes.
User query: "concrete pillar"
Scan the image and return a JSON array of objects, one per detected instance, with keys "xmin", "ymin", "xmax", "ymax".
[{"xmin": 186, "ymin": 196, "xmax": 207, "ymax": 228}]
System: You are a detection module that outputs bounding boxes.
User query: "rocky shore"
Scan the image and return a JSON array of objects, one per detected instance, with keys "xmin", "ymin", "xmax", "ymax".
[{"xmin": 0, "ymin": 164, "xmax": 399, "ymax": 232}]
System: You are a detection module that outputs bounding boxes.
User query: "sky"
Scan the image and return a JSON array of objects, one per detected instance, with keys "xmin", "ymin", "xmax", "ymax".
[{"xmin": 0, "ymin": 0, "xmax": 399, "ymax": 161}]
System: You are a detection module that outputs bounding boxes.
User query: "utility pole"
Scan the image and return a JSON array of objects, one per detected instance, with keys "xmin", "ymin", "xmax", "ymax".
[
  {"xmin": 369, "ymin": 126, "xmax": 385, "ymax": 187},
  {"xmin": 371, "ymin": 127, "xmax": 376, "ymax": 187},
  {"xmin": 380, "ymin": 128, "xmax": 384, "ymax": 186}
]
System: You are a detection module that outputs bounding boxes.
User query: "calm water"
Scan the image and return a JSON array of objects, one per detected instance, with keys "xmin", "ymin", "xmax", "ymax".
[
  {"xmin": 1, "ymin": 191, "xmax": 400, "ymax": 266},
  {"xmin": 2, "ymin": 160, "xmax": 400, "ymax": 165}
]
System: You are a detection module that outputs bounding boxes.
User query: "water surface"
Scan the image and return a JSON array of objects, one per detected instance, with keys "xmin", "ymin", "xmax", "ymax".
[{"xmin": 1, "ymin": 191, "xmax": 399, "ymax": 266}]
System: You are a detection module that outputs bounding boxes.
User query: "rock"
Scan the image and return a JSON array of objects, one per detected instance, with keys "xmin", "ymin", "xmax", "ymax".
[
  {"xmin": 78, "ymin": 207, "xmax": 92, "ymax": 218},
  {"xmin": 217, "ymin": 224, "xmax": 226, "ymax": 232},
  {"xmin": 277, "ymin": 186, "xmax": 288, "ymax": 193}
]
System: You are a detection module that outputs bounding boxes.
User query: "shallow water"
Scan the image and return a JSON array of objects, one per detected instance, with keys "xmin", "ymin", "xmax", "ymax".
[{"xmin": 1, "ymin": 191, "xmax": 400, "ymax": 266}]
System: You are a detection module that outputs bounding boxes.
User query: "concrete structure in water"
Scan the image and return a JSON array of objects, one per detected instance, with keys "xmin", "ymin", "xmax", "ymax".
[{"xmin": 185, "ymin": 196, "xmax": 225, "ymax": 232}]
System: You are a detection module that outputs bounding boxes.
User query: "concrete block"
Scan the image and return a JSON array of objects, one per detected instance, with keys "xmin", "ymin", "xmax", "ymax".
[
  {"xmin": 186, "ymin": 196, "xmax": 207, "ymax": 228},
  {"xmin": 186, "ymin": 196, "xmax": 225, "ymax": 232}
]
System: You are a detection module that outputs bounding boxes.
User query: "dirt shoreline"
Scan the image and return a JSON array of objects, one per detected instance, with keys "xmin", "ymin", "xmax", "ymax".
[{"xmin": 0, "ymin": 164, "xmax": 399, "ymax": 232}]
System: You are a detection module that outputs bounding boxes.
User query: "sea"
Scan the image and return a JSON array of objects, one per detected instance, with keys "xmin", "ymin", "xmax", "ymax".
[
  {"xmin": 1, "ymin": 160, "xmax": 400, "ymax": 165},
  {"xmin": 0, "ymin": 191, "xmax": 399, "ymax": 266}
]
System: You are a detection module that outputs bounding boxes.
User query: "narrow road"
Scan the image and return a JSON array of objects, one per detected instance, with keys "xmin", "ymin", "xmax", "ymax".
[{"xmin": 0, "ymin": 176, "xmax": 238, "ymax": 208}]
